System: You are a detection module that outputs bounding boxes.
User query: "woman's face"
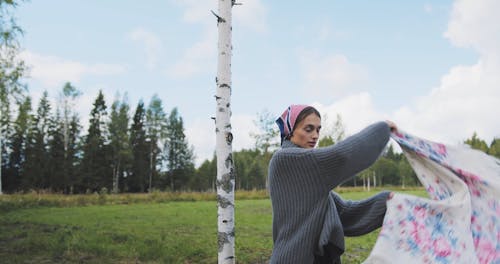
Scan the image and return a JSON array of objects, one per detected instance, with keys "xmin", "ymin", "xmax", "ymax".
[{"xmin": 290, "ymin": 113, "xmax": 321, "ymax": 148}]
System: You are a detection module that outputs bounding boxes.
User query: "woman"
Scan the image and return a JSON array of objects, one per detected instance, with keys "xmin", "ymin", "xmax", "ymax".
[{"xmin": 269, "ymin": 104, "xmax": 396, "ymax": 264}]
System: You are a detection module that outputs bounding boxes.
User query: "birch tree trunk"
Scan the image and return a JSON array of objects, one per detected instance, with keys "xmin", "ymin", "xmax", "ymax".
[{"xmin": 215, "ymin": 0, "xmax": 235, "ymax": 263}]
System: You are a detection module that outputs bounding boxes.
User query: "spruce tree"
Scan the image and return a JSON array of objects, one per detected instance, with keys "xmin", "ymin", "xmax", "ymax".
[
  {"xmin": 145, "ymin": 94, "xmax": 167, "ymax": 191},
  {"xmin": 164, "ymin": 107, "xmax": 194, "ymax": 191},
  {"xmin": 489, "ymin": 138, "xmax": 500, "ymax": 159},
  {"xmin": 6, "ymin": 96, "xmax": 31, "ymax": 191},
  {"xmin": 47, "ymin": 111, "xmax": 65, "ymax": 192},
  {"xmin": 22, "ymin": 92, "xmax": 51, "ymax": 190},
  {"xmin": 129, "ymin": 101, "xmax": 148, "ymax": 192},
  {"xmin": 80, "ymin": 90, "xmax": 110, "ymax": 193}
]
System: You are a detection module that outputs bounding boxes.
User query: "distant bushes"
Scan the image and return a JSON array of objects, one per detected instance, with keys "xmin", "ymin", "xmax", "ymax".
[
  {"xmin": 0, "ymin": 190, "xmax": 270, "ymax": 212},
  {"xmin": 0, "ymin": 187, "xmax": 424, "ymax": 213}
]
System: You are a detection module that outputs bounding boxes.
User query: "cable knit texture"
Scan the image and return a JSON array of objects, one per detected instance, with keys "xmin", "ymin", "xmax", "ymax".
[{"xmin": 268, "ymin": 121, "xmax": 391, "ymax": 264}]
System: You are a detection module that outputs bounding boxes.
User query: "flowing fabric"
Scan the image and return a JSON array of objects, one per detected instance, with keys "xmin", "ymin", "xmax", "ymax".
[{"xmin": 364, "ymin": 131, "xmax": 500, "ymax": 264}]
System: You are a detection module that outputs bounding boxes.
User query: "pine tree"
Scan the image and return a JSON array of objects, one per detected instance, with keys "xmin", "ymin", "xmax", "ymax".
[
  {"xmin": 47, "ymin": 111, "xmax": 65, "ymax": 192},
  {"xmin": 145, "ymin": 94, "xmax": 167, "ymax": 191},
  {"xmin": 464, "ymin": 132, "xmax": 489, "ymax": 153},
  {"xmin": 6, "ymin": 96, "xmax": 31, "ymax": 191},
  {"xmin": 164, "ymin": 107, "xmax": 194, "ymax": 191},
  {"xmin": 80, "ymin": 90, "xmax": 110, "ymax": 193},
  {"xmin": 488, "ymin": 138, "xmax": 500, "ymax": 159},
  {"xmin": 129, "ymin": 101, "xmax": 148, "ymax": 192},
  {"xmin": 193, "ymin": 154, "xmax": 217, "ymax": 192},
  {"xmin": 22, "ymin": 92, "xmax": 51, "ymax": 190}
]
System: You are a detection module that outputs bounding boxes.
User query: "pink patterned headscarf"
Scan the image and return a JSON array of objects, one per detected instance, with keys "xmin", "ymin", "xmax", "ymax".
[{"xmin": 276, "ymin": 104, "xmax": 308, "ymax": 144}]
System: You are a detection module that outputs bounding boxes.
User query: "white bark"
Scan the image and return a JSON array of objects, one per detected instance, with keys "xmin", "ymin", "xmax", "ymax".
[{"xmin": 215, "ymin": 0, "xmax": 235, "ymax": 263}]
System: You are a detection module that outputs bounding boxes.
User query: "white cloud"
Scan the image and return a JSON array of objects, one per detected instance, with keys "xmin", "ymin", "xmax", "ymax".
[
  {"xmin": 424, "ymin": 3, "xmax": 433, "ymax": 14},
  {"xmin": 313, "ymin": 60, "xmax": 500, "ymax": 149},
  {"xmin": 185, "ymin": 118, "xmax": 215, "ymax": 166},
  {"xmin": 445, "ymin": 0, "xmax": 500, "ymax": 58},
  {"xmin": 393, "ymin": 60, "xmax": 500, "ymax": 146},
  {"xmin": 20, "ymin": 50, "xmax": 127, "ymax": 88},
  {"xmin": 312, "ymin": 92, "xmax": 384, "ymax": 137},
  {"xmin": 166, "ymin": 31, "xmax": 216, "ymax": 78},
  {"xmin": 298, "ymin": 50, "xmax": 368, "ymax": 100},
  {"xmin": 166, "ymin": 0, "xmax": 267, "ymax": 79},
  {"xmin": 300, "ymin": 1, "xmax": 500, "ymax": 151},
  {"xmin": 233, "ymin": 0, "xmax": 268, "ymax": 33},
  {"xmin": 172, "ymin": 0, "xmax": 267, "ymax": 32},
  {"xmin": 232, "ymin": 114, "xmax": 259, "ymax": 151},
  {"xmin": 186, "ymin": 113, "xmax": 257, "ymax": 166},
  {"xmin": 128, "ymin": 28, "xmax": 163, "ymax": 70},
  {"xmin": 392, "ymin": 0, "xmax": 500, "ymax": 145},
  {"xmin": 171, "ymin": 0, "xmax": 216, "ymax": 25}
]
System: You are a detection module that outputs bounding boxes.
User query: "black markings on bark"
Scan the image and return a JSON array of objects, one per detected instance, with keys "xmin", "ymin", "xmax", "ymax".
[
  {"xmin": 226, "ymin": 132, "xmax": 233, "ymax": 144},
  {"xmin": 211, "ymin": 10, "xmax": 226, "ymax": 23},
  {"xmin": 232, "ymin": 0, "xmax": 242, "ymax": 6},
  {"xmin": 216, "ymin": 170, "xmax": 234, "ymax": 193},
  {"xmin": 217, "ymin": 228, "xmax": 236, "ymax": 256},
  {"xmin": 225, "ymin": 154, "xmax": 233, "ymax": 168},
  {"xmin": 217, "ymin": 194, "xmax": 233, "ymax": 208},
  {"xmin": 218, "ymin": 232, "xmax": 229, "ymax": 252},
  {"xmin": 219, "ymin": 83, "xmax": 231, "ymax": 89}
]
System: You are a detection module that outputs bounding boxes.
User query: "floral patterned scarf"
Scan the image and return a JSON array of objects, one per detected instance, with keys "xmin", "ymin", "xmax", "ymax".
[{"xmin": 364, "ymin": 131, "xmax": 500, "ymax": 264}]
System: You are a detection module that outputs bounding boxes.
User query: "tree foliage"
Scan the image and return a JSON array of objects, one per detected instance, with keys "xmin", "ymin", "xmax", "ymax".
[
  {"xmin": 129, "ymin": 101, "xmax": 148, "ymax": 192},
  {"xmin": 109, "ymin": 93, "xmax": 131, "ymax": 193},
  {"xmin": 163, "ymin": 107, "xmax": 194, "ymax": 191},
  {"xmin": 79, "ymin": 90, "xmax": 110, "ymax": 193},
  {"xmin": 1, "ymin": 0, "xmax": 27, "ymax": 194}
]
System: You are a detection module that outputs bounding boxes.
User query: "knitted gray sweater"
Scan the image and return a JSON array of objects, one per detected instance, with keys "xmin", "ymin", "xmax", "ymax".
[{"xmin": 268, "ymin": 121, "xmax": 391, "ymax": 264}]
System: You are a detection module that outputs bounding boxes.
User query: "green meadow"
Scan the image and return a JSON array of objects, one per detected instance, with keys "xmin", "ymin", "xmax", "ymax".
[{"xmin": 0, "ymin": 189, "xmax": 426, "ymax": 263}]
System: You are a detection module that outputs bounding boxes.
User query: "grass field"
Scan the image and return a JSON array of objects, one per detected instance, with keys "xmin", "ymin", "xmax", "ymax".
[{"xmin": 0, "ymin": 189, "xmax": 427, "ymax": 263}]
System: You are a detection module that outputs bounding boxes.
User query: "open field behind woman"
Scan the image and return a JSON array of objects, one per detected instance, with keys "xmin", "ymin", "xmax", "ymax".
[{"xmin": 0, "ymin": 188, "xmax": 426, "ymax": 263}]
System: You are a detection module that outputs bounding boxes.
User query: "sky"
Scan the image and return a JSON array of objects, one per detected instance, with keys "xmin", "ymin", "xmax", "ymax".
[{"xmin": 15, "ymin": 0, "xmax": 500, "ymax": 166}]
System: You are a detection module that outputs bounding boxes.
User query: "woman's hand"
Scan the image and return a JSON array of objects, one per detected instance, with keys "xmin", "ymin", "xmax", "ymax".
[{"xmin": 385, "ymin": 120, "xmax": 397, "ymax": 132}]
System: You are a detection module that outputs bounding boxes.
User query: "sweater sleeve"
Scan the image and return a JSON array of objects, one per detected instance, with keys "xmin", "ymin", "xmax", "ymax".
[
  {"xmin": 313, "ymin": 121, "xmax": 390, "ymax": 190},
  {"xmin": 332, "ymin": 191, "xmax": 390, "ymax": 236}
]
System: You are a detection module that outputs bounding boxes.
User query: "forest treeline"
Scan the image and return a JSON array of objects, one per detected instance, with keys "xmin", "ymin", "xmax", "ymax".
[
  {"xmin": 1, "ymin": 0, "xmax": 499, "ymax": 194},
  {"xmin": 4, "ymin": 88, "xmax": 498, "ymax": 194}
]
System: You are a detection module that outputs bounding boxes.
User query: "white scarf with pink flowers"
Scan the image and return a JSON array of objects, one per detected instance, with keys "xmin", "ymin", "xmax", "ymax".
[{"xmin": 364, "ymin": 131, "xmax": 500, "ymax": 264}]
